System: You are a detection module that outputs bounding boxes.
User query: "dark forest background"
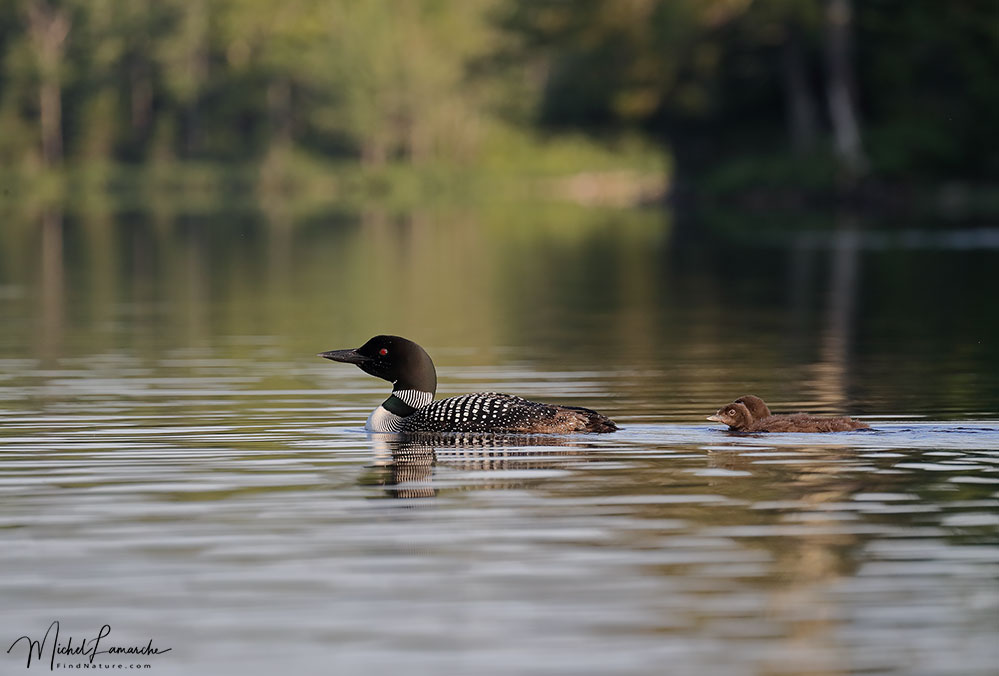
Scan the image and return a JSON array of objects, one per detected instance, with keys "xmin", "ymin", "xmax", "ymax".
[{"xmin": 0, "ymin": 0, "xmax": 996, "ymax": 209}]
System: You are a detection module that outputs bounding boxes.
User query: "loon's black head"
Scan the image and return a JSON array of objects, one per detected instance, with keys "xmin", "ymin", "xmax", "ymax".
[{"xmin": 319, "ymin": 335, "xmax": 437, "ymax": 394}]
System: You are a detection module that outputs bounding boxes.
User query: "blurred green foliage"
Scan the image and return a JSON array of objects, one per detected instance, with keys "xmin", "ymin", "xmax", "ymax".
[
  {"xmin": 500, "ymin": 0, "xmax": 998, "ymax": 186},
  {"xmin": 0, "ymin": 0, "xmax": 994, "ymax": 198},
  {"xmin": 0, "ymin": 0, "xmax": 513, "ymax": 168}
]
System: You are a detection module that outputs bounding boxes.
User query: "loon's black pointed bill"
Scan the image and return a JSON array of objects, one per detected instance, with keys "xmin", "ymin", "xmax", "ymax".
[{"xmin": 319, "ymin": 349, "xmax": 371, "ymax": 364}]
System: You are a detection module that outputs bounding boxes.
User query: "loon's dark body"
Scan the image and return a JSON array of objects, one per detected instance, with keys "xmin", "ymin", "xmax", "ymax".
[
  {"xmin": 319, "ymin": 335, "xmax": 617, "ymax": 435},
  {"xmin": 401, "ymin": 393, "xmax": 615, "ymax": 434}
]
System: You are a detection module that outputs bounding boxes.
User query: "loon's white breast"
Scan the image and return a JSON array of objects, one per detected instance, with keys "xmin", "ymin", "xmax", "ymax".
[{"xmin": 365, "ymin": 406, "xmax": 402, "ymax": 432}]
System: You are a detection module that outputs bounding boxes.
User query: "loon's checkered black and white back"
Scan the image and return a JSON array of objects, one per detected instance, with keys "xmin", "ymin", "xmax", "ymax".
[
  {"xmin": 319, "ymin": 335, "xmax": 618, "ymax": 435},
  {"xmin": 401, "ymin": 393, "xmax": 616, "ymax": 434}
]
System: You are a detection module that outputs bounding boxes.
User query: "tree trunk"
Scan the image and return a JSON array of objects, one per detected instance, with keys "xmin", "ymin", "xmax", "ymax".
[
  {"xmin": 39, "ymin": 79, "xmax": 63, "ymax": 165},
  {"xmin": 131, "ymin": 61, "xmax": 152, "ymax": 134},
  {"xmin": 26, "ymin": 1, "xmax": 70, "ymax": 167},
  {"xmin": 406, "ymin": 116, "xmax": 429, "ymax": 165},
  {"xmin": 824, "ymin": 0, "xmax": 866, "ymax": 177},
  {"xmin": 782, "ymin": 26, "xmax": 819, "ymax": 154},
  {"xmin": 267, "ymin": 78, "xmax": 293, "ymax": 147},
  {"xmin": 361, "ymin": 137, "xmax": 387, "ymax": 167},
  {"xmin": 184, "ymin": 105, "xmax": 200, "ymax": 158}
]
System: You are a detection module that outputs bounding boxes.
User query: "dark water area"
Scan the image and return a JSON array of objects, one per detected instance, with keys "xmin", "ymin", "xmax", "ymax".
[{"xmin": 0, "ymin": 202, "xmax": 997, "ymax": 675}]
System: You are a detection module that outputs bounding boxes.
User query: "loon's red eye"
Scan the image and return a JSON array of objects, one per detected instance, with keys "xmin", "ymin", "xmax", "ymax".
[{"xmin": 379, "ymin": 348, "xmax": 388, "ymax": 356}]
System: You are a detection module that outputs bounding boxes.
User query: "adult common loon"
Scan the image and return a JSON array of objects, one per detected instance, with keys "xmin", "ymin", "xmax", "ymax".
[{"xmin": 319, "ymin": 335, "xmax": 618, "ymax": 434}]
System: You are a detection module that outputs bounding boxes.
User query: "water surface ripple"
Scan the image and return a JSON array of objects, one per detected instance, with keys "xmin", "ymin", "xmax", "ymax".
[
  {"xmin": 2, "ymin": 209, "xmax": 998, "ymax": 674},
  {"xmin": 1, "ymin": 363, "xmax": 997, "ymax": 676}
]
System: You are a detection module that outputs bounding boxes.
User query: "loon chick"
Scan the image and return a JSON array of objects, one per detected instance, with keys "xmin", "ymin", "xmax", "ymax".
[
  {"xmin": 733, "ymin": 394, "xmax": 771, "ymax": 420},
  {"xmin": 708, "ymin": 397, "xmax": 870, "ymax": 433},
  {"xmin": 319, "ymin": 335, "xmax": 618, "ymax": 434}
]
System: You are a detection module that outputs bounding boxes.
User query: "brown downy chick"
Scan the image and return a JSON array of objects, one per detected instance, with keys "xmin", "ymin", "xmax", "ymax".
[
  {"xmin": 734, "ymin": 394, "xmax": 771, "ymax": 420},
  {"xmin": 708, "ymin": 398, "xmax": 870, "ymax": 432}
]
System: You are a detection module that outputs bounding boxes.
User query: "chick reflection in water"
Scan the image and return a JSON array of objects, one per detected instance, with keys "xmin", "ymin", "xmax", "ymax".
[{"xmin": 360, "ymin": 433, "xmax": 597, "ymax": 499}]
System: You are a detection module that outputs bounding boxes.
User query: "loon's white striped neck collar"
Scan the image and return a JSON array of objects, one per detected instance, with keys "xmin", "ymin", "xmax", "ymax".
[
  {"xmin": 369, "ymin": 389, "xmax": 433, "ymax": 433},
  {"xmin": 383, "ymin": 389, "xmax": 434, "ymax": 416}
]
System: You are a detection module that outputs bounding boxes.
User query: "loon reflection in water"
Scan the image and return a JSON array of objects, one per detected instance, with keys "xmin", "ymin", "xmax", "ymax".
[{"xmin": 361, "ymin": 432, "xmax": 601, "ymax": 499}]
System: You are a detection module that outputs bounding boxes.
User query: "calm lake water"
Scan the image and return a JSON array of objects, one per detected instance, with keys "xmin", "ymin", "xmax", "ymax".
[{"xmin": 1, "ymin": 201, "xmax": 997, "ymax": 675}]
